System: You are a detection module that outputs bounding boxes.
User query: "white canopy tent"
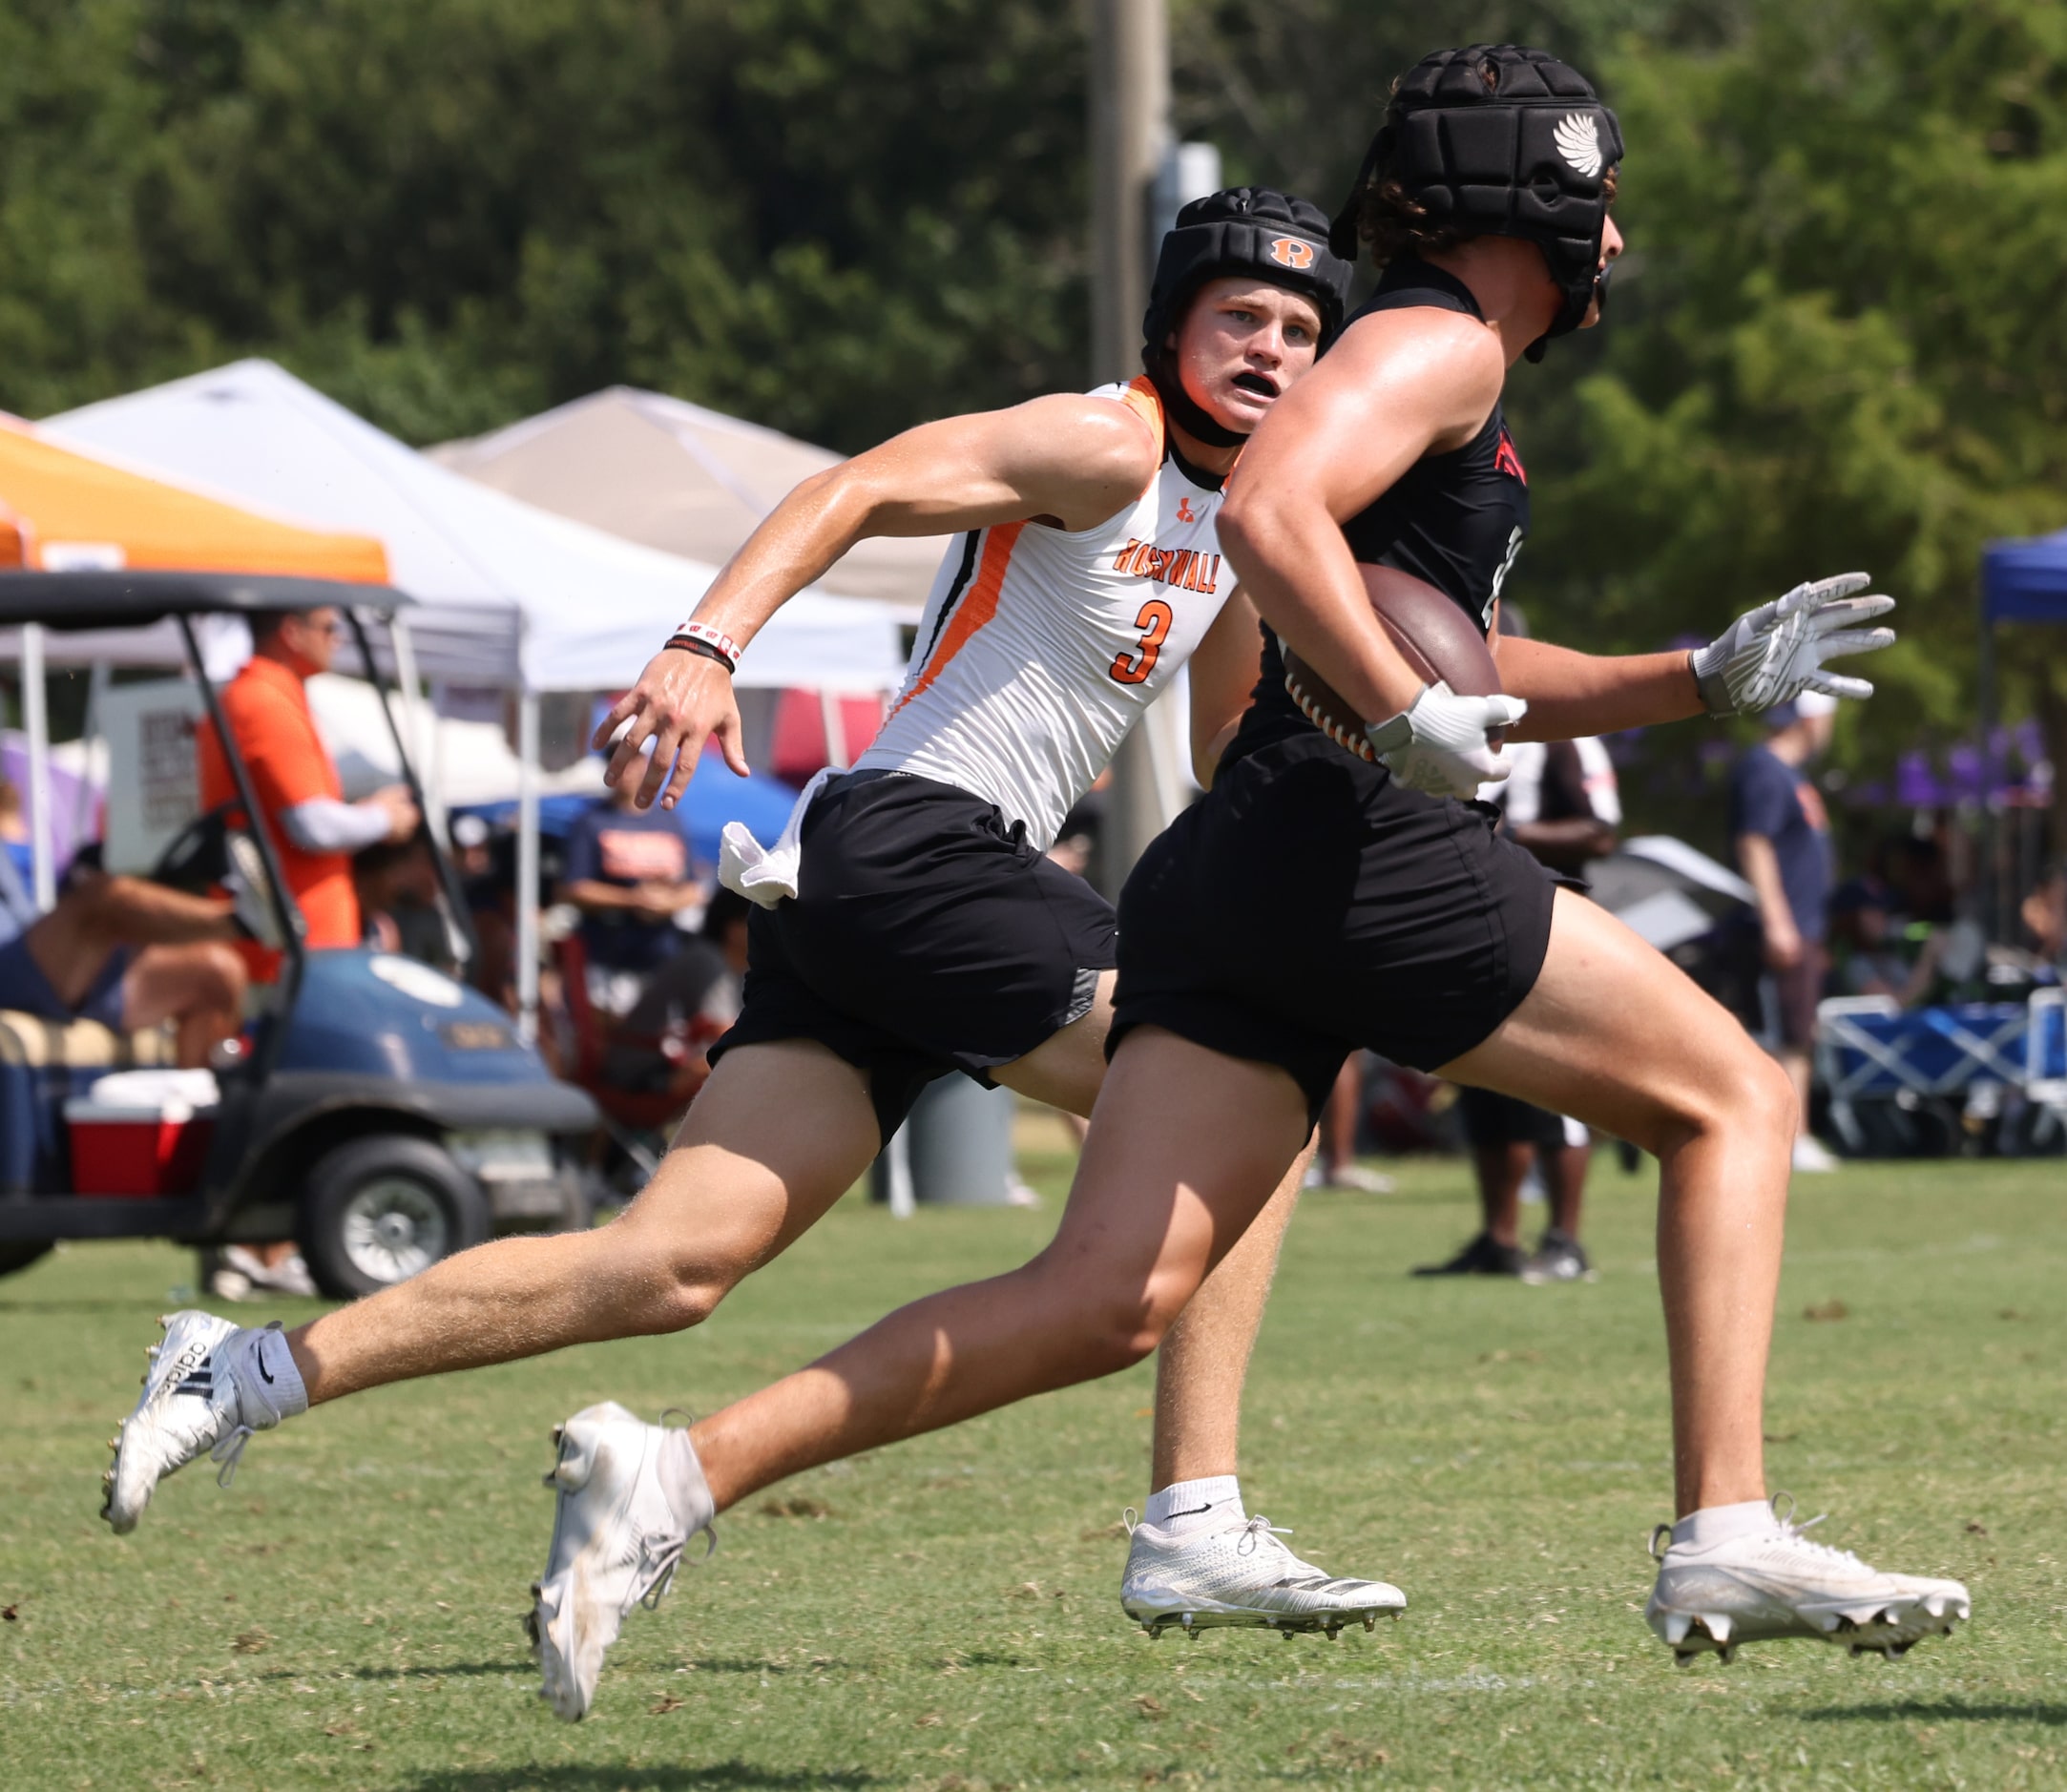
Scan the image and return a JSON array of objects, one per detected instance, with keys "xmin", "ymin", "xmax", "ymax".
[
  {"xmin": 44, "ymin": 362, "xmax": 903, "ymax": 694},
  {"xmin": 430, "ymin": 385, "xmax": 950, "ymax": 615},
  {"xmin": 43, "ymin": 361, "xmax": 908, "ymax": 1034}
]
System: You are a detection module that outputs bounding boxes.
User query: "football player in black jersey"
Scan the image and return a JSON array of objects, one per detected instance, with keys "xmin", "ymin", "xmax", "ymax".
[{"xmin": 398, "ymin": 47, "xmax": 1960, "ymax": 1677}]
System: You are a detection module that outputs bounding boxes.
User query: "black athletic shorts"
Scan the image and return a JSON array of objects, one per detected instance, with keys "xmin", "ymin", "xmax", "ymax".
[
  {"xmin": 708, "ymin": 769, "xmax": 1117, "ymax": 1144},
  {"xmin": 1457, "ymin": 1085, "xmax": 1572, "ymax": 1150},
  {"xmin": 1109, "ymin": 734, "xmax": 1557, "ymax": 1130}
]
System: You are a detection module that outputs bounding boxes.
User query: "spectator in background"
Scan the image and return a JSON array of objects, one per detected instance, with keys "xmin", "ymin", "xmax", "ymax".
[
  {"xmin": 2021, "ymin": 859, "xmax": 2067, "ymax": 969},
  {"xmin": 601, "ymin": 886, "xmax": 753, "ymax": 1105},
  {"xmin": 194, "ymin": 602, "xmax": 416, "ymax": 1302},
  {"xmin": 195, "ymin": 605, "xmax": 420, "ymax": 959},
  {"xmin": 354, "ymin": 835, "xmax": 457, "ymax": 974},
  {"xmin": 0, "ymin": 855, "xmax": 249, "ymax": 1069},
  {"xmin": 1419, "ymin": 712, "xmax": 1622, "ymax": 1279},
  {"xmin": 557, "ymin": 780, "xmax": 700, "ymax": 1014},
  {"xmin": 1730, "ymin": 691, "xmax": 1838, "ymax": 1173},
  {"xmin": 1827, "ymin": 877, "xmax": 1922, "ymax": 1001}
]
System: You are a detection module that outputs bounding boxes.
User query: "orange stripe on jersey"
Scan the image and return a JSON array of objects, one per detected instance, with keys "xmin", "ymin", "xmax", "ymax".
[
  {"xmin": 887, "ymin": 521, "xmax": 1027, "ymax": 721},
  {"xmin": 1118, "ymin": 376, "xmax": 1165, "ymax": 460}
]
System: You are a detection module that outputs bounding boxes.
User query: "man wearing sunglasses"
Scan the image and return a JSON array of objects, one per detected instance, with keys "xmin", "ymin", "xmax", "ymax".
[{"xmin": 196, "ymin": 606, "xmax": 420, "ymax": 958}]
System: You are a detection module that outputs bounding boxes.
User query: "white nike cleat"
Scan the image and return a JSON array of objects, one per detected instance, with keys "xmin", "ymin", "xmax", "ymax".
[
  {"xmin": 1646, "ymin": 1498, "xmax": 1970, "ymax": 1665},
  {"xmin": 103, "ymin": 1311, "xmax": 298, "ymax": 1533},
  {"xmin": 1119, "ymin": 1512, "xmax": 1406, "ymax": 1639},
  {"xmin": 528, "ymin": 1403, "xmax": 716, "ymax": 1721}
]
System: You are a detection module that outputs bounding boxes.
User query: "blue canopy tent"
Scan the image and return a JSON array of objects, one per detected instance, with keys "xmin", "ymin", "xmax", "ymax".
[{"xmin": 1977, "ymin": 528, "xmax": 2067, "ymax": 934}]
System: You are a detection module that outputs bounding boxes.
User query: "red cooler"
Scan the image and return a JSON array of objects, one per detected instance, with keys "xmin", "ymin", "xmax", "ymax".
[{"xmin": 64, "ymin": 1070, "xmax": 220, "ymax": 1198}]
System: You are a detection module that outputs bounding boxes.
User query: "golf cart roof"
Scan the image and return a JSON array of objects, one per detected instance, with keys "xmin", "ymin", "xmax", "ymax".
[{"xmin": 0, "ymin": 570, "xmax": 408, "ymax": 633}]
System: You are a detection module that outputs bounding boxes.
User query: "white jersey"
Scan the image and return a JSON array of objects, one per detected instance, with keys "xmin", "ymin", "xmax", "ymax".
[{"xmin": 853, "ymin": 378, "xmax": 1233, "ymax": 849}]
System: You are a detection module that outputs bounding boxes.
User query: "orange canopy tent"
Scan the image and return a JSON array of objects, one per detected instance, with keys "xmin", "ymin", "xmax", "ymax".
[{"xmin": 0, "ymin": 417, "xmax": 387, "ymax": 582}]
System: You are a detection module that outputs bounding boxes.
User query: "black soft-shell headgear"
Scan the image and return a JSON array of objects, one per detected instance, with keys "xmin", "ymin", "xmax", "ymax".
[
  {"xmin": 1141, "ymin": 186, "xmax": 1355, "ymax": 448},
  {"xmin": 1330, "ymin": 46, "xmax": 1622, "ymax": 361}
]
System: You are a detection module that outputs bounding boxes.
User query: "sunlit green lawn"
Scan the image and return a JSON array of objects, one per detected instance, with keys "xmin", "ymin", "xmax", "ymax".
[{"xmin": 3, "ymin": 1146, "xmax": 2063, "ymax": 1789}]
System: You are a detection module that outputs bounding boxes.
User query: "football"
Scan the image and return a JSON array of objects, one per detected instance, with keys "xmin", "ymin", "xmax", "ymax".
[{"xmin": 1282, "ymin": 564, "xmax": 1506, "ymax": 761}]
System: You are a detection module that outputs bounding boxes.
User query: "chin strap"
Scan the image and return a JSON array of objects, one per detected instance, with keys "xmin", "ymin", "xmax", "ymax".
[
  {"xmin": 1525, "ymin": 260, "xmax": 1615, "ymax": 364},
  {"xmin": 1143, "ymin": 356, "xmax": 1248, "ymax": 450}
]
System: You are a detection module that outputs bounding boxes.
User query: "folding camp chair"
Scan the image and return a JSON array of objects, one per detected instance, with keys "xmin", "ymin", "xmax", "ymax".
[{"xmin": 1816, "ymin": 996, "xmax": 2032, "ymax": 1155}]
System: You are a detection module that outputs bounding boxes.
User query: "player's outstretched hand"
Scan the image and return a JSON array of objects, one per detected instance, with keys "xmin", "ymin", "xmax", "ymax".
[
  {"xmin": 1366, "ymin": 682, "xmax": 1530, "ymax": 799},
  {"xmin": 591, "ymin": 646, "xmax": 751, "ymax": 810},
  {"xmin": 1690, "ymin": 573, "xmax": 1897, "ymax": 718}
]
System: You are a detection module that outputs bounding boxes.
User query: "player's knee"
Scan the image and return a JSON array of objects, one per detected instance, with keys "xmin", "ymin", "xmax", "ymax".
[
  {"xmin": 1649, "ymin": 1040, "xmax": 1794, "ymax": 1160},
  {"xmin": 1061, "ymin": 1271, "xmax": 1194, "ymax": 1381}
]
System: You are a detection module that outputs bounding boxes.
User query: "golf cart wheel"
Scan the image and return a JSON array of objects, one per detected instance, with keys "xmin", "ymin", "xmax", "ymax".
[
  {"xmin": 0, "ymin": 1241, "xmax": 52, "ymax": 1279},
  {"xmin": 300, "ymin": 1136, "xmax": 490, "ymax": 1301}
]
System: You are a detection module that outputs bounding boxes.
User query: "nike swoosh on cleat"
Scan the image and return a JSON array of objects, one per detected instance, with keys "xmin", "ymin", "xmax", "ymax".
[{"xmin": 257, "ymin": 1344, "xmax": 275, "ymax": 1386}]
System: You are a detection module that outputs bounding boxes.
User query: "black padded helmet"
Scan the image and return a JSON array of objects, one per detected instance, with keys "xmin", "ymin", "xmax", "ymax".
[
  {"xmin": 1329, "ymin": 46, "xmax": 1622, "ymax": 360},
  {"xmin": 1141, "ymin": 186, "xmax": 1355, "ymax": 448}
]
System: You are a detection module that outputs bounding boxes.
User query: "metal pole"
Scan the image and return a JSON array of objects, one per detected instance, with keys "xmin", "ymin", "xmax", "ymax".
[
  {"xmin": 1977, "ymin": 595, "xmax": 1998, "ymax": 940},
  {"xmin": 74, "ymin": 658, "xmax": 112, "ymax": 843},
  {"xmin": 1091, "ymin": 0, "xmax": 1173, "ymax": 902},
  {"xmin": 1089, "ymin": 0, "xmax": 1169, "ymax": 386},
  {"xmin": 21, "ymin": 622, "xmax": 52, "ymax": 910},
  {"xmin": 516, "ymin": 684, "xmax": 541, "ymax": 1045},
  {"xmin": 387, "ymin": 614, "xmax": 445, "ymax": 845}
]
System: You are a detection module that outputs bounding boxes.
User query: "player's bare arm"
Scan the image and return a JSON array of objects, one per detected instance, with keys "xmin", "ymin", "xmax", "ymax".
[
  {"xmin": 1220, "ymin": 309, "xmax": 1505, "ymax": 727},
  {"xmin": 594, "ymin": 395, "xmax": 1161, "ymax": 807},
  {"xmin": 1494, "ymin": 636, "xmax": 1703, "ymax": 741},
  {"xmin": 1186, "ymin": 586, "xmax": 1265, "ymax": 786}
]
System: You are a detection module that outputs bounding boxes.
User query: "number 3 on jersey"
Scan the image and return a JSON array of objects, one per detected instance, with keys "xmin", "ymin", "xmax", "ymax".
[{"xmin": 1110, "ymin": 598, "xmax": 1173, "ymax": 686}]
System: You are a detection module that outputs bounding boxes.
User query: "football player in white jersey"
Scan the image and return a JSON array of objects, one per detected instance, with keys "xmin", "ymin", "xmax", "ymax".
[{"xmin": 103, "ymin": 190, "xmax": 1408, "ymax": 1717}]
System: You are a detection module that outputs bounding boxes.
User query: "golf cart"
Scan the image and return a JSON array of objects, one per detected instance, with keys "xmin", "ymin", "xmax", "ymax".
[{"xmin": 0, "ymin": 571, "xmax": 598, "ymax": 1297}]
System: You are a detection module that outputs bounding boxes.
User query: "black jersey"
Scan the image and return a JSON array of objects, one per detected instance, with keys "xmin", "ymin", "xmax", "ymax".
[{"xmin": 1226, "ymin": 259, "xmax": 1530, "ymax": 765}]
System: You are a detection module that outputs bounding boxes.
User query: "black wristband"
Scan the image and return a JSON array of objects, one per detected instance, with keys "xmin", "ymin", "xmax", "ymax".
[{"xmin": 664, "ymin": 635, "xmax": 736, "ymax": 675}]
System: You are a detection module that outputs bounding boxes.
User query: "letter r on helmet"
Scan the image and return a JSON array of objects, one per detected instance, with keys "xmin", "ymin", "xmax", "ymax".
[{"xmin": 1268, "ymin": 237, "xmax": 1316, "ymax": 270}]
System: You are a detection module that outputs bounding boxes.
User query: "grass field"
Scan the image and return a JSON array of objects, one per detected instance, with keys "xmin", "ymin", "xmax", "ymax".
[{"xmin": 4, "ymin": 1143, "xmax": 2064, "ymax": 1790}]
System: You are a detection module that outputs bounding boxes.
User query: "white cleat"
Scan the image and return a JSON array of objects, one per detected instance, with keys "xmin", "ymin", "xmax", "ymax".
[
  {"xmin": 528, "ymin": 1403, "xmax": 716, "ymax": 1721},
  {"xmin": 1645, "ymin": 1498, "xmax": 1970, "ymax": 1666},
  {"xmin": 1119, "ymin": 1512, "xmax": 1406, "ymax": 1640},
  {"xmin": 103, "ymin": 1311, "xmax": 296, "ymax": 1533}
]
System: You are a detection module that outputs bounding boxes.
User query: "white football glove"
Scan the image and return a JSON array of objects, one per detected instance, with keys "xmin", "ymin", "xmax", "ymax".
[
  {"xmin": 1690, "ymin": 572, "xmax": 1896, "ymax": 718},
  {"xmin": 1365, "ymin": 681, "xmax": 1530, "ymax": 799}
]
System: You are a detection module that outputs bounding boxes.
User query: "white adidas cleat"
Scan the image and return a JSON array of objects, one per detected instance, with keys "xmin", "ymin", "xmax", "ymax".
[
  {"xmin": 1645, "ymin": 1498, "xmax": 1970, "ymax": 1665},
  {"xmin": 1120, "ymin": 1512, "xmax": 1406, "ymax": 1640},
  {"xmin": 528, "ymin": 1402, "xmax": 717, "ymax": 1721},
  {"xmin": 103, "ymin": 1311, "xmax": 297, "ymax": 1533}
]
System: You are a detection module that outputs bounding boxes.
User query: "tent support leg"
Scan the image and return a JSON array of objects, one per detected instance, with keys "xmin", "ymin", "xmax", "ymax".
[
  {"xmin": 1978, "ymin": 604, "xmax": 2000, "ymax": 941},
  {"xmin": 517, "ymin": 687, "xmax": 541, "ymax": 1046},
  {"xmin": 22, "ymin": 622, "xmax": 52, "ymax": 911}
]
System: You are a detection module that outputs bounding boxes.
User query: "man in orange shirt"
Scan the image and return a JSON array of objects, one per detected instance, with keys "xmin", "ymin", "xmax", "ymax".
[{"xmin": 196, "ymin": 606, "xmax": 419, "ymax": 955}]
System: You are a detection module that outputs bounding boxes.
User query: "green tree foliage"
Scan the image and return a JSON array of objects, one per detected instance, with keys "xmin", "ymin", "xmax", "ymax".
[
  {"xmin": 1538, "ymin": 0, "xmax": 2067, "ymax": 770},
  {"xmin": 0, "ymin": 0, "xmax": 1087, "ymax": 450},
  {"xmin": 5, "ymin": 0, "xmax": 2065, "ymax": 784}
]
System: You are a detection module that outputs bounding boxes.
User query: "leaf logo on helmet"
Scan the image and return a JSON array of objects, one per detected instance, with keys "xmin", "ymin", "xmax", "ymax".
[
  {"xmin": 1328, "ymin": 46, "xmax": 1625, "ymax": 362},
  {"xmin": 1268, "ymin": 236, "xmax": 1318, "ymax": 271},
  {"xmin": 1553, "ymin": 114, "xmax": 1603, "ymax": 177}
]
